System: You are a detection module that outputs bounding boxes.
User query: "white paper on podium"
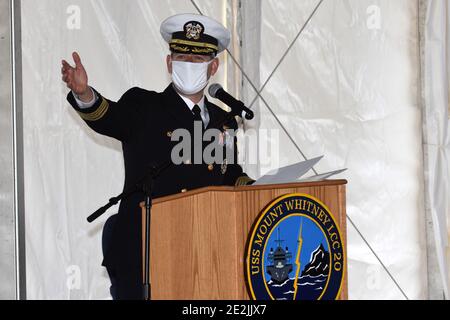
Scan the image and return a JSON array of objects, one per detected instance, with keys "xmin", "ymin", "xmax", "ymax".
[
  {"xmin": 253, "ymin": 156, "xmax": 323, "ymax": 185},
  {"xmin": 298, "ymin": 168, "xmax": 348, "ymax": 182}
]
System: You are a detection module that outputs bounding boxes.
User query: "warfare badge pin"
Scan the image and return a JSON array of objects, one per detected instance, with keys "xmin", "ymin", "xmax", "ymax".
[
  {"xmin": 221, "ymin": 159, "xmax": 228, "ymax": 175},
  {"xmin": 246, "ymin": 194, "xmax": 345, "ymax": 300}
]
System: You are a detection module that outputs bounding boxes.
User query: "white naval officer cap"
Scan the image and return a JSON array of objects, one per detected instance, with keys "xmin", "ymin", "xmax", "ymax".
[{"xmin": 160, "ymin": 13, "xmax": 231, "ymax": 56}]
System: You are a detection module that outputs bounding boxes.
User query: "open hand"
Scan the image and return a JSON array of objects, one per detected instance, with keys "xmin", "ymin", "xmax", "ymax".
[{"xmin": 61, "ymin": 52, "xmax": 92, "ymax": 101}]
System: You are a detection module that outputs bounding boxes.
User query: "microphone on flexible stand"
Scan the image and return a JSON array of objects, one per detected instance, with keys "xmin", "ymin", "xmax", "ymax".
[{"xmin": 208, "ymin": 83, "xmax": 254, "ymax": 120}]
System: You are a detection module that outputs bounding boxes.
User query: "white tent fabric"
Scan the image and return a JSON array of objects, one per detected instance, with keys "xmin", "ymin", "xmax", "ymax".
[
  {"xmin": 422, "ymin": 0, "xmax": 450, "ymax": 298},
  {"xmin": 21, "ymin": 0, "xmax": 432, "ymax": 299},
  {"xmin": 240, "ymin": 0, "xmax": 426, "ymax": 299},
  {"xmin": 21, "ymin": 0, "xmax": 229, "ymax": 299}
]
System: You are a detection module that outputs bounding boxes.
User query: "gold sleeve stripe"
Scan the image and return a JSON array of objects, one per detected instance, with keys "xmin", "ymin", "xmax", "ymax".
[
  {"xmin": 170, "ymin": 39, "xmax": 219, "ymax": 50},
  {"xmin": 235, "ymin": 176, "xmax": 254, "ymax": 187},
  {"xmin": 77, "ymin": 98, "xmax": 109, "ymax": 122}
]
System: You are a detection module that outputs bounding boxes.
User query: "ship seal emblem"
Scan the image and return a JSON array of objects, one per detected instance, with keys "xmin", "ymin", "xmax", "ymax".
[{"xmin": 245, "ymin": 193, "xmax": 345, "ymax": 300}]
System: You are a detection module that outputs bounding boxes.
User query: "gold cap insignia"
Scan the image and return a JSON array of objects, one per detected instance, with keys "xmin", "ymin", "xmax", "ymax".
[{"xmin": 184, "ymin": 21, "xmax": 204, "ymax": 40}]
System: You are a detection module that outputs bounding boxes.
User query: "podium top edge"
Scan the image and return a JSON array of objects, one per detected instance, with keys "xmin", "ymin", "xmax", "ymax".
[{"xmin": 146, "ymin": 179, "xmax": 348, "ymax": 206}]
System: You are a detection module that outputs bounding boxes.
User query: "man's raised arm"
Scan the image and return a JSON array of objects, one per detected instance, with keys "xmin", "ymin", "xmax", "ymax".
[{"xmin": 61, "ymin": 52, "xmax": 142, "ymax": 142}]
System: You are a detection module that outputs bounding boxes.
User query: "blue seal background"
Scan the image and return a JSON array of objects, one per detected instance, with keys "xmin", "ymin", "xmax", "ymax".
[
  {"xmin": 264, "ymin": 216, "xmax": 330, "ymax": 300},
  {"xmin": 246, "ymin": 194, "xmax": 345, "ymax": 300}
]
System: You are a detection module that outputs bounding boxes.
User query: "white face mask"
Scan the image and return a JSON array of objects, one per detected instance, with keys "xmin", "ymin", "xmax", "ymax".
[{"xmin": 171, "ymin": 60, "xmax": 212, "ymax": 95}]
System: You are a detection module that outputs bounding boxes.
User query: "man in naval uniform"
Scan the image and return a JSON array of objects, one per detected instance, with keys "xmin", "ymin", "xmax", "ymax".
[{"xmin": 61, "ymin": 13, "xmax": 254, "ymax": 300}]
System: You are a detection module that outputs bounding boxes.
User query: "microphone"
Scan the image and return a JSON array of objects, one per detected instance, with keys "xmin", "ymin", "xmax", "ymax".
[{"xmin": 208, "ymin": 84, "xmax": 254, "ymax": 120}]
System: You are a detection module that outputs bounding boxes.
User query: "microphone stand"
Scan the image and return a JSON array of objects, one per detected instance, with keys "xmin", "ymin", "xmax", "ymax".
[
  {"xmin": 142, "ymin": 166, "xmax": 154, "ymax": 301},
  {"xmin": 87, "ymin": 107, "xmax": 247, "ymax": 300}
]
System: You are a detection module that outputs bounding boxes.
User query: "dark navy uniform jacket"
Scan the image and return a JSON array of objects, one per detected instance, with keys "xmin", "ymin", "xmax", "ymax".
[{"xmin": 67, "ymin": 84, "xmax": 251, "ymax": 299}]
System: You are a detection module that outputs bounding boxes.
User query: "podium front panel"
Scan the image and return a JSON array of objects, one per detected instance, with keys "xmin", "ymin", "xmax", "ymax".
[{"xmin": 144, "ymin": 181, "xmax": 347, "ymax": 300}]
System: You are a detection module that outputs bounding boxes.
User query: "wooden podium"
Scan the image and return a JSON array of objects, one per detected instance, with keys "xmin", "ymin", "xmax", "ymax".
[{"xmin": 141, "ymin": 180, "xmax": 348, "ymax": 300}]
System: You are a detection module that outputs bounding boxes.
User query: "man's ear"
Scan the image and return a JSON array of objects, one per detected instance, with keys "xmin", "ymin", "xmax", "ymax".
[
  {"xmin": 166, "ymin": 55, "xmax": 172, "ymax": 74},
  {"xmin": 209, "ymin": 57, "xmax": 220, "ymax": 78}
]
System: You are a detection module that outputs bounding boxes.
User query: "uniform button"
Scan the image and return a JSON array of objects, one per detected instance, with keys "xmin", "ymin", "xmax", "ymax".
[
  {"xmin": 167, "ymin": 131, "xmax": 172, "ymax": 138},
  {"xmin": 181, "ymin": 189, "xmax": 187, "ymax": 193},
  {"xmin": 208, "ymin": 164, "xmax": 214, "ymax": 171}
]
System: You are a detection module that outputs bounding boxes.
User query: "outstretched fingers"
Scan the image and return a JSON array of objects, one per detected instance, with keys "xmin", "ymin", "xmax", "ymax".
[
  {"xmin": 61, "ymin": 52, "xmax": 87, "ymax": 93},
  {"xmin": 62, "ymin": 59, "xmax": 73, "ymax": 71},
  {"xmin": 61, "ymin": 60, "xmax": 73, "ymax": 77},
  {"xmin": 72, "ymin": 52, "xmax": 84, "ymax": 70}
]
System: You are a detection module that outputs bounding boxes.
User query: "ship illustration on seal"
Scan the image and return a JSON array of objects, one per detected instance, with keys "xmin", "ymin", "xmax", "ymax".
[{"xmin": 266, "ymin": 228, "xmax": 293, "ymax": 284}]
